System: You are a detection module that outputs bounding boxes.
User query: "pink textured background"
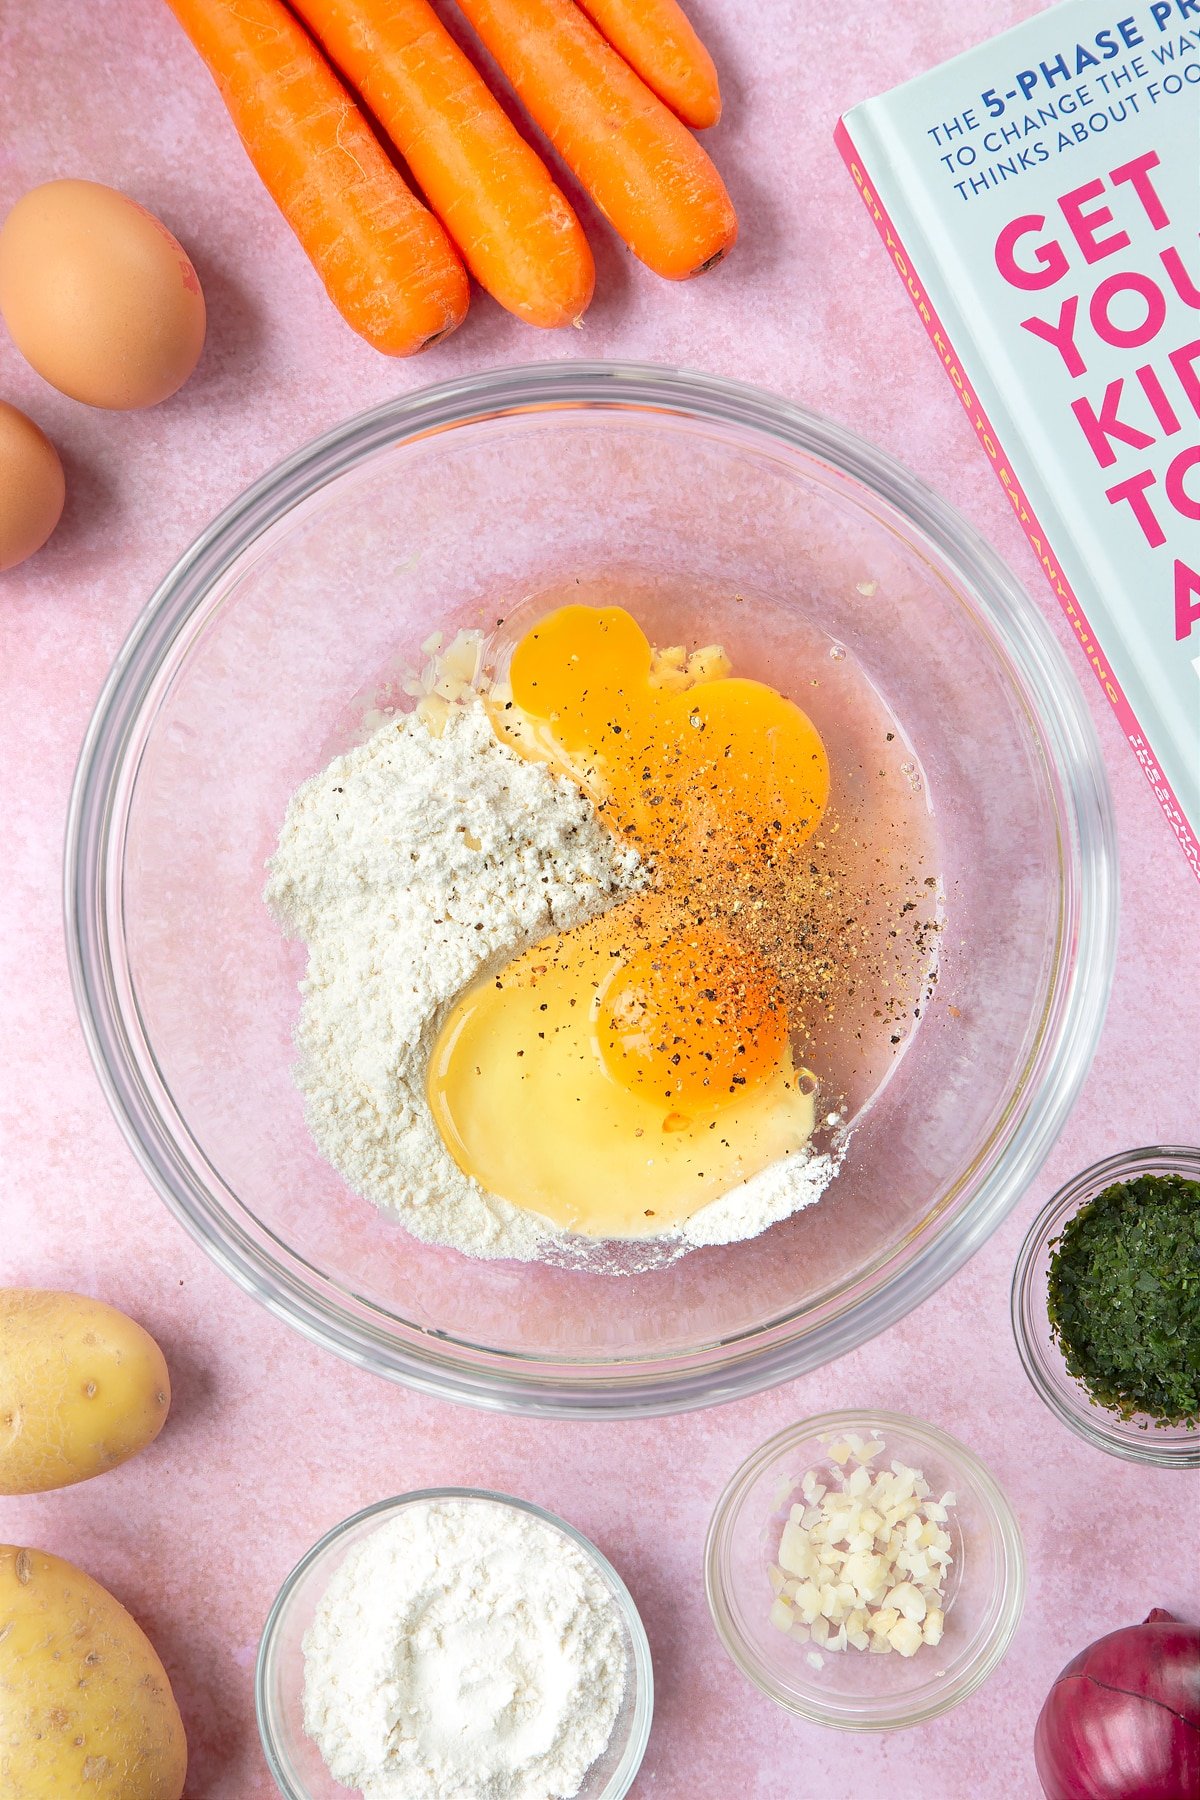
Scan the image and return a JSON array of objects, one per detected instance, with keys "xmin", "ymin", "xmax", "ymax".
[{"xmin": 2, "ymin": 1, "xmax": 1197, "ymax": 1796}]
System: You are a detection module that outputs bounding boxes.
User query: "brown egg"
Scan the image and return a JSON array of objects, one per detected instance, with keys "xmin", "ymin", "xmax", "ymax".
[
  {"xmin": 0, "ymin": 401, "xmax": 65, "ymax": 571},
  {"xmin": 0, "ymin": 180, "xmax": 206, "ymax": 410}
]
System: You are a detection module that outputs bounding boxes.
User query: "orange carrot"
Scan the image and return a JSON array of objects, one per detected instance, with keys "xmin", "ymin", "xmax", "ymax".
[
  {"xmin": 289, "ymin": 0, "xmax": 595, "ymax": 328},
  {"xmin": 575, "ymin": 0, "xmax": 720, "ymax": 129},
  {"xmin": 162, "ymin": 0, "xmax": 469, "ymax": 354},
  {"xmin": 454, "ymin": 0, "xmax": 736, "ymax": 280}
]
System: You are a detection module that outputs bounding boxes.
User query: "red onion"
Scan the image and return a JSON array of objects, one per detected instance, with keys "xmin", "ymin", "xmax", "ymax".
[{"xmin": 1035, "ymin": 1609, "xmax": 1200, "ymax": 1799}]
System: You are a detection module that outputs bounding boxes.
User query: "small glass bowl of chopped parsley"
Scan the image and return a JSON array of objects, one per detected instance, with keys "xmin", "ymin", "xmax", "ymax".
[{"xmin": 1012, "ymin": 1146, "xmax": 1200, "ymax": 1467}]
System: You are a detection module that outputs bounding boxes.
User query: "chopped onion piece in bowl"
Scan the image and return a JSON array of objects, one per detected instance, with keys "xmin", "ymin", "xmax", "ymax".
[
  {"xmin": 768, "ymin": 1439, "xmax": 957, "ymax": 1656},
  {"xmin": 705, "ymin": 1411, "xmax": 1024, "ymax": 1731}
]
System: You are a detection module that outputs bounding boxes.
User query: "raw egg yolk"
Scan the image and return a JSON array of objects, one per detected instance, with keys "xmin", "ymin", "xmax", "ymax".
[
  {"xmin": 503, "ymin": 604, "xmax": 830, "ymax": 866},
  {"xmin": 597, "ymin": 916, "xmax": 789, "ymax": 1111},
  {"xmin": 427, "ymin": 901, "xmax": 816, "ymax": 1239}
]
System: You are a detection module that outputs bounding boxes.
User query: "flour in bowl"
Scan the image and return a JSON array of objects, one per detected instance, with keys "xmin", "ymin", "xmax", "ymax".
[
  {"xmin": 265, "ymin": 695, "xmax": 840, "ymax": 1264},
  {"xmin": 301, "ymin": 1497, "xmax": 630, "ymax": 1800}
]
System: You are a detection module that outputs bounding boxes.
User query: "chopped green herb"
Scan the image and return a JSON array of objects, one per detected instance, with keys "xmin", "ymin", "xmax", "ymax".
[{"xmin": 1046, "ymin": 1172, "xmax": 1200, "ymax": 1428}]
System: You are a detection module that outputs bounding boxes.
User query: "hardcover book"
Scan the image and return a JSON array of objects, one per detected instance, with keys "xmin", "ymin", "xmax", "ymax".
[{"xmin": 837, "ymin": 0, "xmax": 1200, "ymax": 875}]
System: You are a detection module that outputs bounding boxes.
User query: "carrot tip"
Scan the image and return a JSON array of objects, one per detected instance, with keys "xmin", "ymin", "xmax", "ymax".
[{"xmin": 417, "ymin": 317, "xmax": 466, "ymax": 351}]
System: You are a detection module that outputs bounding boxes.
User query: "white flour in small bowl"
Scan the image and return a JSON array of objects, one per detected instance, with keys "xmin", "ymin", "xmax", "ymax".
[
  {"xmin": 301, "ymin": 1497, "xmax": 631, "ymax": 1800},
  {"xmin": 265, "ymin": 697, "xmax": 840, "ymax": 1266}
]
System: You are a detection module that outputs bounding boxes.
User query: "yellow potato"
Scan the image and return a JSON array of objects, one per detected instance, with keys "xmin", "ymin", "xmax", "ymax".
[
  {"xmin": 0, "ymin": 1545, "xmax": 186, "ymax": 1798},
  {"xmin": 0, "ymin": 1290, "xmax": 170, "ymax": 1495}
]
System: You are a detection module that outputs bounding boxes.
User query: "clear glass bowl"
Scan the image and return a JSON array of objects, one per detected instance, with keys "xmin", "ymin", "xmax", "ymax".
[
  {"xmin": 1011, "ymin": 1145, "xmax": 1200, "ymax": 1468},
  {"xmin": 256, "ymin": 1489, "xmax": 652, "ymax": 1799},
  {"xmin": 704, "ymin": 1410, "xmax": 1025, "ymax": 1730},
  {"xmin": 64, "ymin": 362, "xmax": 1117, "ymax": 1417}
]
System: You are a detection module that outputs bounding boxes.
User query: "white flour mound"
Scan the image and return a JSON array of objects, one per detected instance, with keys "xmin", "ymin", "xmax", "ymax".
[
  {"xmin": 266, "ymin": 699, "xmax": 840, "ymax": 1264},
  {"xmin": 301, "ymin": 1498, "xmax": 628, "ymax": 1800}
]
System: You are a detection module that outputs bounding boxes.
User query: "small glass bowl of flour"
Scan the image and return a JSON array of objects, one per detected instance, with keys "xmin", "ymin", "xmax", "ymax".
[{"xmin": 256, "ymin": 1489, "xmax": 653, "ymax": 1800}]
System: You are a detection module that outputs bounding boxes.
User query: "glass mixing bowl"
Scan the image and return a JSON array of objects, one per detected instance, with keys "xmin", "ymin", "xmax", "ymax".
[
  {"xmin": 257, "ymin": 1490, "xmax": 653, "ymax": 1799},
  {"xmin": 65, "ymin": 363, "xmax": 1117, "ymax": 1416}
]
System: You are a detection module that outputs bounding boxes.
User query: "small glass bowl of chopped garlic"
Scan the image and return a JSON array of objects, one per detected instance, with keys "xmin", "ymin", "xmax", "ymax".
[{"xmin": 704, "ymin": 1410, "xmax": 1025, "ymax": 1730}]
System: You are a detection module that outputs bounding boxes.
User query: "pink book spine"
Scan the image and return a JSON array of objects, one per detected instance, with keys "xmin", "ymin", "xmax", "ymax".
[{"xmin": 834, "ymin": 118, "xmax": 1200, "ymax": 883}]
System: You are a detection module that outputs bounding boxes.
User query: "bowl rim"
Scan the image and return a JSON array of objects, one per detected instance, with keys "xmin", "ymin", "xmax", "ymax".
[
  {"xmin": 63, "ymin": 359, "xmax": 1118, "ymax": 1417},
  {"xmin": 1010, "ymin": 1144, "xmax": 1200, "ymax": 1468},
  {"xmin": 255, "ymin": 1485, "xmax": 654, "ymax": 1800},
  {"xmin": 703, "ymin": 1408, "xmax": 1026, "ymax": 1731}
]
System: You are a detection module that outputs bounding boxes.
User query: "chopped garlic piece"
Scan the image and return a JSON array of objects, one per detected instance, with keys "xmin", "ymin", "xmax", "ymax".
[
  {"xmin": 408, "ymin": 629, "xmax": 488, "ymax": 733},
  {"xmin": 793, "ymin": 1580, "xmax": 823, "ymax": 1624},
  {"xmin": 415, "ymin": 693, "xmax": 452, "ymax": 735},
  {"xmin": 686, "ymin": 644, "xmax": 733, "ymax": 682},
  {"xmin": 885, "ymin": 1583, "xmax": 927, "ymax": 1622},
  {"xmin": 646, "ymin": 667, "xmax": 691, "ymax": 694},
  {"xmin": 888, "ymin": 1617, "xmax": 925, "ymax": 1657},
  {"xmin": 647, "ymin": 641, "xmax": 731, "ymax": 692},
  {"xmin": 767, "ymin": 1434, "xmax": 958, "ymax": 1662},
  {"xmin": 441, "ymin": 632, "xmax": 481, "ymax": 683},
  {"xmin": 843, "ymin": 1550, "xmax": 886, "ymax": 1598},
  {"xmin": 769, "ymin": 1598, "xmax": 795, "ymax": 1632},
  {"xmin": 778, "ymin": 1521, "xmax": 813, "ymax": 1579}
]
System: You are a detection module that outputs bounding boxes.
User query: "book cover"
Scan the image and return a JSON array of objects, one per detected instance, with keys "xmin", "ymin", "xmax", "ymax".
[{"xmin": 837, "ymin": 0, "xmax": 1200, "ymax": 877}]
